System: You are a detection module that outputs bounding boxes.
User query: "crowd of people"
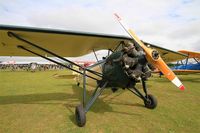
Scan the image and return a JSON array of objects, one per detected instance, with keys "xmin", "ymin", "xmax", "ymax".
[{"xmin": 0, "ymin": 63, "xmax": 66, "ymax": 71}]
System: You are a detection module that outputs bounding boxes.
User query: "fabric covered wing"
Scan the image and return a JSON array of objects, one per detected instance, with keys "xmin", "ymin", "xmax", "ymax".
[
  {"xmin": 143, "ymin": 42, "xmax": 188, "ymax": 62},
  {"xmin": 178, "ymin": 50, "xmax": 200, "ymax": 59},
  {"xmin": 0, "ymin": 25, "xmax": 188, "ymax": 62},
  {"xmin": 0, "ymin": 25, "xmax": 131, "ymax": 57}
]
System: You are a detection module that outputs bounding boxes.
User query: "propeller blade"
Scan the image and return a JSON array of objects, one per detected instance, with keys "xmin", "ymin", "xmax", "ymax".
[{"xmin": 114, "ymin": 13, "xmax": 185, "ymax": 91}]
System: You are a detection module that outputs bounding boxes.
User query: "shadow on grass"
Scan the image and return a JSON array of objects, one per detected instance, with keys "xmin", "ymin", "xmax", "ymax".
[
  {"xmin": 0, "ymin": 84, "xmax": 145, "ymax": 109},
  {"xmin": 0, "ymin": 84, "xmax": 143, "ymax": 125},
  {"xmin": 67, "ymin": 85, "xmax": 143, "ymax": 125},
  {"xmin": 0, "ymin": 83, "xmax": 82, "ymax": 105},
  {"xmin": 0, "ymin": 92, "xmax": 74, "ymax": 105}
]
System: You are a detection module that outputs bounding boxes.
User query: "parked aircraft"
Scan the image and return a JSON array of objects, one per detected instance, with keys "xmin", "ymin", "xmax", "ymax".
[{"xmin": 0, "ymin": 14, "xmax": 186, "ymax": 127}]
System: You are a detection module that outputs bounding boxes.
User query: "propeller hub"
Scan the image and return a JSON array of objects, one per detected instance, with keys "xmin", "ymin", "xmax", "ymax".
[{"xmin": 152, "ymin": 50, "xmax": 160, "ymax": 60}]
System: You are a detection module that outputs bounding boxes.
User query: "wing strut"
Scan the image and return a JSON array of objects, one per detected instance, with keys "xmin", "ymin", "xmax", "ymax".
[{"xmin": 7, "ymin": 32, "xmax": 102, "ymax": 80}]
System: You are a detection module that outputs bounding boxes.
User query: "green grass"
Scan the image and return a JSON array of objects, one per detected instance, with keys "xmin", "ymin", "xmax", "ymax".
[{"xmin": 0, "ymin": 70, "xmax": 199, "ymax": 133}]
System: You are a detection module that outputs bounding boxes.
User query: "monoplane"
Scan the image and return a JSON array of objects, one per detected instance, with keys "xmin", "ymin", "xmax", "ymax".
[{"xmin": 0, "ymin": 14, "xmax": 186, "ymax": 127}]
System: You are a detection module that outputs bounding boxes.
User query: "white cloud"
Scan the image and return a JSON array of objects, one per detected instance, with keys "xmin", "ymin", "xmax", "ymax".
[{"xmin": 0, "ymin": 0, "xmax": 199, "ymax": 53}]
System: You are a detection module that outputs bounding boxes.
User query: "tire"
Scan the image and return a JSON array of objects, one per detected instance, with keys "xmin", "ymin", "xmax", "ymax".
[
  {"xmin": 144, "ymin": 94, "xmax": 157, "ymax": 109},
  {"xmin": 75, "ymin": 104, "xmax": 86, "ymax": 127}
]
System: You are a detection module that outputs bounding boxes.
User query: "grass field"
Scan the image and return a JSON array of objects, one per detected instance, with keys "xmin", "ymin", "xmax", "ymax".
[{"xmin": 0, "ymin": 70, "xmax": 199, "ymax": 133}]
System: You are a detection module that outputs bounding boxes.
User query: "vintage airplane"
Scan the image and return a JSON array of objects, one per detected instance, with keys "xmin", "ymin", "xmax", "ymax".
[
  {"xmin": 0, "ymin": 14, "xmax": 186, "ymax": 127},
  {"xmin": 74, "ymin": 60, "xmax": 96, "ymax": 67},
  {"xmin": 155, "ymin": 50, "xmax": 200, "ymax": 75},
  {"xmin": 172, "ymin": 50, "xmax": 200, "ymax": 74}
]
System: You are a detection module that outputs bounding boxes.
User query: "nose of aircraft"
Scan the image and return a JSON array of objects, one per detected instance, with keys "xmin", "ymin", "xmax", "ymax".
[{"xmin": 114, "ymin": 13, "xmax": 185, "ymax": 91}]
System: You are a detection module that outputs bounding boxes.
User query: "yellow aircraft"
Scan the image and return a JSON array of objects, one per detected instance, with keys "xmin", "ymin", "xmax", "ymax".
[
  {"xmin": 154, "ymin": 50, "xmax": 200, "ymax": 75},
  {"xmin": 174, "ymin": 50, "xmax": 200, "ymax": 74},
  {"xmin": 0, "ymin": 14, "xmax": 187, "ymax": 127}
]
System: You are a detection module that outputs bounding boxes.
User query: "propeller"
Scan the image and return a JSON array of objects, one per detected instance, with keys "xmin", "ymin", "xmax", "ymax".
[{"xmin": 114, "ymin": 13, "xmax": 185, "ymax": 91}]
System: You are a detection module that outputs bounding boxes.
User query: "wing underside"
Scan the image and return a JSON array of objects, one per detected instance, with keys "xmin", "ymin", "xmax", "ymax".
[
  {"xmin": 0, "ymin": 25, "xmax": 130, "ymax": 57},
  {"xmin": 0, "ymin": 25, "xmax": 187, "ymax": 62}
]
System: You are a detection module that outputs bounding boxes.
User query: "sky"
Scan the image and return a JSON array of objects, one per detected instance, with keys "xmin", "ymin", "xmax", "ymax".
[{"xmin": 0, "ymin": 0, "xmax": 200, "ymax": 62}]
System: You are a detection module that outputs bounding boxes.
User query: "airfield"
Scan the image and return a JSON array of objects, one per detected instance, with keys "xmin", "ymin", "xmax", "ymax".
[{"xmin": 0, "ymin": 70, "xmax": 199, "ymax": 133}]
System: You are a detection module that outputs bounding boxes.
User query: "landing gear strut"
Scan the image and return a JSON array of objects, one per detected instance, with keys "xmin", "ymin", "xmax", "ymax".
[
  {"xmin": 127, "ymin": 78, "xmax": 157, "ymax": 109},
  {"xmin": 75, "ymin": 80, "xmax": 108, "ymax": 127}
]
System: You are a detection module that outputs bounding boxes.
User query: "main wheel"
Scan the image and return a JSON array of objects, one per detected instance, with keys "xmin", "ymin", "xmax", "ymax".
[
  {"xmin": 144, "ymin": 94, "xmax": 157, "ymax": 109},
  {"xmin": 75, "ymin": 104, "xmax": 86, "ymax": 127}
]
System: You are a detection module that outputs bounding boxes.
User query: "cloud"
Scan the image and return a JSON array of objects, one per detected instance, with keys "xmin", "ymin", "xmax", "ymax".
[{"xmin": 0, "ymin": 0, "xmax": 199, "ymax": 53}]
